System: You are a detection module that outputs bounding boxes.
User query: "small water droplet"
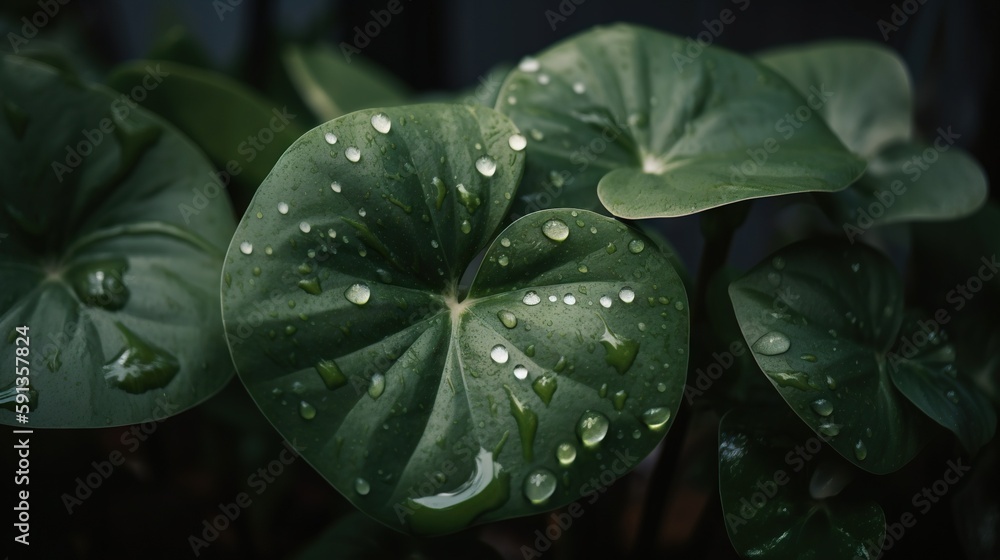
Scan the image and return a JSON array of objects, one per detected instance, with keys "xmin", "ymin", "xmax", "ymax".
[
  {"xmin": 330, "ymin": 181, "xmax": 342, "ymax": 193},
  {"xmin": 358, "ymin": 208, "xmax": 367, "ymax": 217},
  {"xmin": 461, "ymin": 219, "xmax": 472, "ymax": 234},
  {"xmin": 752, "ymin": 331, "xmax": 791, "ymax": 355},
  {"xmin": 298, "ymin": 277, "xmax": 322, "ymax": 295},
  {"xmin": 456, "ymin": 183, "xmax": 481, "ymax": 213},
  {"xmin": 299, "ymin": 221, "xmax": 311, "ymax": 233},
  {"xmin": 498, "ymin": 255, "xmax": 509, "ymax": 266},
  {"xmin": 577, "ymin": 410, "xmax": 610, "ymax": 447},
  {"xmin": 599, "ymin": 295, "xmax": 613, "ymax": 308},
  {"xmin": 811, "ymin": 399, "xmax": 834, "ymax": 417},
  {"xmin": 315, "ymin": 359, "xmax": 347, "ymax": 390},
  {"xmin": 345, "ymin": 146, "xmax": 361, "ymax": 162},
  {"xmin": 851, "ymin": 262, "xmax": 861, "ymax": 273},
  {"xmin": 618, "ymin": 287, "xmax": 635, "ymax": 303},
  {"xmin": 491, "ymin": 345, "xmax": 509, "ymax": 364},
  {"xmin": 800, "ymin": 354, "xmax": 817, "ymax": 362},
  {"xmin": 500, "ymin": 237, "xmax": 511, "ymax": 248},
  {"xmin": 519, "ymin": 57, "xmax": 540, "ymax": 72},
  {"xmin": 239, "ymin": 241, "xmax": 253, "ymax": 255},
  {"xmin": 355, "ymin": 477, "xmax": 370, "ymax": 495},
  {"xmin": 772, "ymin": 256, "xmax": 785, "ymax": 270},
  {"xmin": 523, "ymin": 468, "xmax": 557, "ymax": 505},
  {"xmin": 370, "ymin": 112, "xmax": 391, "ymax": 134},
  {"xmin": 277, "ymin": 201, "xmax": 289, "ymax": 214},
  {"xmin": 768, "ymin": 371, "xmax": 813, "ymax": 391},
  {"xmin": 548, "ymin": 295, "xmax": 557, "ymax": 303},
  {"xmin": 541, "ymin": 219, "xmax": 569, "ymax": 242},
  {"xmin": 628, "ymin": 239, "xmax": 645, "ymax": 254},
  {"xmin": 514, "ymin": 365, "xmax": 528, "ymax": 380},
  {"xmin": 102, "ymin": 323, "xmax": 180, "ymax": 394},
  {"xmin": 612, "ymin": 390, "xmax": 628, "ymax": 411},
  {"xmin": 599, "ymin": 319, "xmax": 639, "ymax": 375},
  {"xmin": 578, "ymin": 264, "xmax": 589, "ymax": 273},
  {"xmin": 522, "ymin": 291, "xmax": 541, "ymax": 306},
  {"xmin": 854, "ymin": 440, "xmax": 868, "ymax": 461},
  {"xmin": 299, "ymin": 400, "xmax": 316, "ymax": 420},
  {"xmin": 498, "ymin": 310, "xmax": 518, "ymax": 329},
  {"xmin": 572, "ymin": 82, "xmax": 586, "ymax": 94},
  {"xmin": 563, "ymin": 293, "xmax": 576, "ymax": 305},
  {"xmin": 532, "ymin": 375, "xmax": 557, "ymax": 404},
  {"xmin": 641, "ymin": 407, "xmax": 671, "ymax": 430},
  {"xmin": 556, "ymin": 442, "xmax": 576, "ymax": 466},
  {"xmin": 947, "ymin": 390, "xmax": 959, "ymax": 404},
  {"xmin": 657, "ymin": 382, "xmax": 667, "ymax": 392},
  {"xmin": 368, "ymin": 373, "xmax": 385, "ymax": 399},
  {"xmin": 324, "ymin": 132, "xmax": 337, "ymax": 145},
  {"xmin": 345, "ymin": 283, "xmax": 371, "ymax": 305},
  {"xmin": 826, "ymin": 375, "xmax": 837, "ymax": 390},
  {"xmin": 537, "ymin": 73, "xmax": 550, "ymax": 85},
  {"xmin": 508, "ymin": 134, "xmax": 527, "ymax": 151},
  {"xmin": 606, "ymin": 242, "xmax": 617, "ymax": 254},
  {"xmin": 476, "ymin": 156, "xmax": 497, "ymax": 177},
  {"xmin": 530, "ymin": 129, "xmax": 545, "ymax": 141}
]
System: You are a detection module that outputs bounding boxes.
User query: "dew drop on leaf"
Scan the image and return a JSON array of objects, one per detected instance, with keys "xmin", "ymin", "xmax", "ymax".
[
  {"xmin": 541, "ymin": 219, "xmax": 569, "ymax": 242},
  {"xmin": 370, "ymin": 112, "xmax": 391, "ymax": 134},
  {"xmin": 523, "ymin": 468, "xmax": 556, "ymax": 505}
]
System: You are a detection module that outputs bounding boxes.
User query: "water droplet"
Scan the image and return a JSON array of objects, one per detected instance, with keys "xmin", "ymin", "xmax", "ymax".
[
  {"xmin": 500, "ymin": 237, "xmax": 511, "ymax": 248},
  {"xmin": 299, "ymin": 400, "xmax": 316, "ymax": 420},
  {"xmin": 519, "ymin": 57, "xmax": 540, "ymax": 72},
  {"xmin": 456, "ymin": 183, "xmax": 481, "ymax": 213},
  {"xmin": 498, "ymin": 255, "xmax": 509, "ymax": 266},
  {"xmin": 851, "ymin": 262, "xmax": 861, "ymax": 273},
  {"xmin": 102, "ymin": 323, "xmax": 179, "ymax": 393},
  {"xmin": 497, "ymin": 310, "xmax": 518, "ymax": 329},
  {"xmin": 491, "ymin": 345, "xmax": 509, "ymax": 364},
  {"xmin": 523, "ymin": 468, "xmax": 557, "ymax": 505},
  {"xmin": 947, "ymin": 390, "xmax": 959, "ymax": 404},
  {"xmin": 772, "ymin": 256, "xmax": 785, "ymax": 270},
  {"xmin": 826, "ymin": 376, "xmax": 837, "ymax": 390},
  {"xmin": 345, "ymin": 146, "xmax": 361, "ymax": 162},
  {"xmin": 355, "ymin": 477, "xmax": 370, "ymax": 495},
  {"xmin": 239, "ymin": 241, "xmax": 253, "ymax": 255},
  {"xmin": 504, "ymin": 386, "xmax": 538, "ymax": 461},
  {"xmin": 854, "ymin": 440, "xmax": 868, "ymax": 461},
  {"xmin": 599, "ymin": 319, "xmax": 639, "ymax": 375},
  {"xmin": 514, "ymin": 365, "xmax": 528, "ymax": 380},
  {"xmin": 299, "ymin": 221, "xmax": 311, "ymax": 234},
  {"xmin": 371, "ymin": 112, "xmax": 391, "ymax": 134},
  {"xmin": 404, "ymin": 448, "xmax": 509, "ymax": 535},
  {"xmin": 556, "ymin": 442, "xmax": 576, "ymax": 466},
  {"xmin": 618, "ymin": 287, "xmax": 635, "ymax": 303},
  {"xmin": 532, "ymin": 375, "xmax": 557, "ymax": 405},
  {"xmin": 358, "ymin": 208, "xmax": 367, "ymax": 217},
  {"xmin": 368, "ymin": 373, "xmax": 385, "ymax": 399},
  {"xmin": 752, "ymin": 331, "xmax": 791, "ymax": 355},
  {"xmin": 71, "ymin": 261, "xmax": 130, "ymax": 310},
  {"xmin": 628, "ymin": 239, "xmax": 645, "ymax": 254},
  {"xmin": 554, "ymin": 356, "xmax": 567, "ymax": 373},
  {"xmin": 476, "ymin": 156, "xmax": 497, "ymax": 177},
  {"xmin": 563, "ymin": 293, "xmax": 576, "ymax": 305},
  {"xmin": 277, "ymin": 202, "xmax": 289, "ymax": 215},
  {"xmin": 298, "ymin": 277, "xmax": 322, "ymax": 295},
  {"xmin": 577, "ymin": 410, "xmax": 610, "ymax": 447},
  {"xmin": 674, "ymin": 301, "xmax": 684, "ymax": 311},
  {"xmin": 598, "ymin": 383, "xmax": 608, "ymax": 398},
  {"xmin": 800, "ymin": 354, "xmax": 817, "ymax": 362},
  {"xmin": 606, "ymin": 242, "xmax": 617, "ymax": 254},
  {"xmin": 641, "ymin": 407, "xmax": 671, "ymax": 430},
  {"xmin": 461, "ymin": 219, "xmax": 472, "ymax": 234},
  {"xmin": 818, "ymin": 423, "xmax": 841, "ymax": 437},
  {"xmin": 572, "ymin": 82, "xmax": 586, "ymax": 94},
  {"xmin": 330, "ymin": 181, "xmax": 342, "ymax": 193},
  {"xmin": 548, "ymin": 295, "xmax": 557, "ymax": 303},
  {"xmin": 767, "ymin": 371, "xmax": 813, "ymax": 391},
  {"xmin": 599, "ymin": 295, "xmax": 613, "ymax": 308},
  {"xmin": 811, "ymin": 399, "xmax": 834, "ymax": 417},
  {"xmin": 657, "ymin": 382, "xmax": 667, "ymax": 392},
  {"xmin": 522, "ymin": 291, "xmax": 541, "ymax": 306},
  {"xmin": 315, "ymin": 359, "xmax": 347, "ymax": 390},
  {"xmin": 345, "ymin": 283, "xmax": 371, "ymax": 305},
  {"xmin": 508, "ymin": 134, "xmax": 527, "ymax": 151},
  {"xmin": 541, "ymin": 219, "xmax": 569, "ymax": 242},
  {"xmin": 324, "ymin": 132, "xmax": 337, "ymax": 145},
  {"xmin": 612, "ymin": 390, "xmax": 628, "ymax": 411},
  {"xmin": 537, "ymin": 73, "xmax": 550, "ymax": 85},
  {"xmin": 525, "ymin": 344, "xmax": 536, "ymax": 357}
]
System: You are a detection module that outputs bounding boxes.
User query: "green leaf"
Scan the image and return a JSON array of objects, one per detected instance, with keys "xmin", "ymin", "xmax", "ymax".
[
  {"xmin": 728, "ymin": 240, "xmax": 930, "ymax": 474},
  {"xmin": 283, "ymin": 43, "xmax": 409, "ymax": 122},
  {"xmin": 106, "ymin": 60, "xmax": 308, "ymax": 207},
  {"xmin": 221, "ymin": 103, "xmax": 689, "ymax": 535},
  {"xmin": 719, "ymin": 408, "xmax": 885, "ymax": 560},
  {"xmin": 495, "ymin": 23, "xmax": 864, "ymax": 219},
  {"xmin": 759, "ymin": 41, "xmax": 987, "ymax": 228},
  {"xmin": 0, "ymin": 55, "xmax": 235, "ymax": 427},
  {"xmin": 887, "ymin": 313, "xmax": 996, "ymax": 454}
]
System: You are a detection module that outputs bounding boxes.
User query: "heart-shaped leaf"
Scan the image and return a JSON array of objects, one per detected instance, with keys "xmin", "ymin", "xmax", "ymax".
[
  {"xmin": 0, "ymin": 55, "xmax": 235, "ymax": 427},
  {"xmin": 719, "ymin": 408, "xmax": 885, "ymax": 560},
  {"xmin": 887, "ymin": 313, "xmax": 996, "ymax": 454},
  {"xmin": 495, "ymin": 23, "xmax": 864, "ymax": 219},
  {"xmin": 759, "ymin": 41, "xmax": 987, "ymax": 228},
  {"xmin": 728, "ymin": 240, "xmax": 931, "ymax": 474},
  {"xmin": 283, "ymin": 43, "xmax": 409, "ymax": 123},
  {"xmin": 221, "ymin": 103, "xmax": 689, "ymax": 534}
]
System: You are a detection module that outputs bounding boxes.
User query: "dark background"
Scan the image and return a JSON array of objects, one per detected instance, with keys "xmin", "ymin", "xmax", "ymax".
[{"xmin": 1, "ymin": 0, "xmax": 996, "ymax": 558}]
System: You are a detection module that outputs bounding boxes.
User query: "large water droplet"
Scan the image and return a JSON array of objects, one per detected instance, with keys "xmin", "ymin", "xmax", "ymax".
[
  {"xmin": 404, "ymin": 448, "xmax": 509, "ymax": 535},
  {"xmin": 641, "ymin": 407, "xmax": 671, "ymax": 429},
  {"xmin": 599, "ymin": 295, "xmax": 613, "ymax": 308},
  {"xmin": 532, "ymin": 375, "xmax": 557, "ymax": 405},
  {"xmin": 368, "ymin": 373, "xmax": 385, "ymax": 399},
  {"xmin": 752, "ymin": 331, "xmax": 791, "ymax": 355},
  {"xmin": 576, "ymin": 410, "xmax": 610, "ymax": 447},
  {"xmin": 523, "ymin": 468, "xmax": 557, "ymax": 505},
  {"xmin": 371, "ymin": 112, "xmax": 391, "ymax": 134},
  {"xmin": 102, "ymin": 323, "xmax": 180, "ymax": 394},
  {"xmin": 355, "ymin": 477, "xmax": 370, "ymax": 495},
  {"xmin": 541, "ymin": 219, "xmax": 569, "ymax": 242},
  {"xmin": 513, "ymin": 365, "xmax": 528, "ymax": 380},
  {"xmin": 299, "ymin": 400, "xmax": 316, "ymax": 420},
  {"xmin": 324, "ymin": 132, "xmax": 337, "ymax": 145},
  {"xmin": 628, "ymin": 239, "xmax": 645, "ymax": 254},
  {"xmin": 71, "ymin": 260, "xmax": 129, "ymax": 310},
  {"xmin": 239, "ymin": 241, "xmax": 253, "ymax": 255},
  {"xmin": 563, "ymin": 293, "xmax": 576, "ymax": 305},
  {"xmin": 299, "ymin": 221, "xmax": 311, "ymax": 233},
  {"xmin": 345, "ymin": 283, "xmax": 371, "ymax": 305},
  {"xmin": 345, "ymin": 146, "xmax": 361, "ymax": 162},
  {"xmin": 508, "ymin": 134, "xmax": 527, "ymax": 151},
  {"xmin": 497, "ymin": 310, "xmax": 518, "ymax": 329},
  {"xmin": 476, "ymin": 156, "xmax": 497, "ymax": 177},
  {"xmin": 618, "ymin": 287, "xmax": 635, "ymax": 303},
  {"xmin": 522, "ymin": 291, "xmax": 541, "ymax": 306},
  {"xmin": 491, "ymin": 345, "xmax": 509, "ymax": 364},
  {"xmin": 599, "ymin": 319, "xmax": 639, "ymax": 375},
  {"xmin": 811, "ymin": 399, "xmax": 834, "ymax": 417},
  {"xmin": 556, "ymin": 442, "xmax": 576, "ymax": 466}
]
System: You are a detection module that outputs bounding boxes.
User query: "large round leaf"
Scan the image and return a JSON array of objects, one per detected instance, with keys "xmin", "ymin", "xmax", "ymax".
[
  {"xmin": 759, "ymin": 41, "xmax": 987, "ymax": 228},
  {"xmin": 728, "ymin": 240, "xmax": 930, "ymax": 474},
  {"xmin": 719, "ymin": 408, "xmax": 885, "ymax": 560},
  {"xmin": 495, "ymin": 24, "xmax": 864, "ymax": 219},
  {"xmin": 0, "ymin": 55, "xmax": 235, "ymax": 427},
  {"xmin": 221, "ymin": 103, "xmax": 689, "ymax": 534}
]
